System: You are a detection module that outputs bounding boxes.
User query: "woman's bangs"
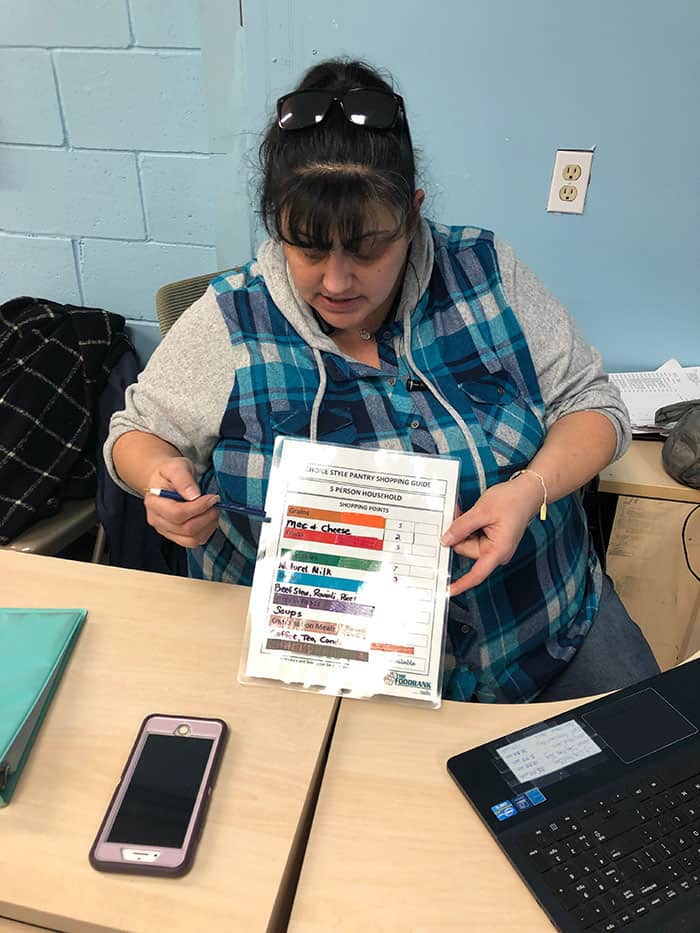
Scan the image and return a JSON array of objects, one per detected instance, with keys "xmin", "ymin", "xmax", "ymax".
[{"xmin": 277, "ymin": 173, "xmax": 403, "ymax": 251}]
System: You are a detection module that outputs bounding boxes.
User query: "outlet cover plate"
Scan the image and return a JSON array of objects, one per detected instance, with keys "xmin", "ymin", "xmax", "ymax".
[{"xmin": 546, "ymin": 149, "xmax": 594, "ymax": 214}]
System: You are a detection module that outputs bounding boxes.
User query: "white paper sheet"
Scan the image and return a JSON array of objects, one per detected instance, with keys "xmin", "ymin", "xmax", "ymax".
[
  {"xmin": 659, "ymin": 358, "xmax": 700, "ymax": 390},
  {"xmin": 609, "ymin": 364, "xmax": 699, "ymax": 430},
  {"xmin": 242, "ymin": 438, "xmax": 460, "ymax": 705}
]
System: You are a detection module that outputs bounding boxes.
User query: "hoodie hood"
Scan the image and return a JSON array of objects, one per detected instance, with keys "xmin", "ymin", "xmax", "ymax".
[{"xmin": 255, "ymin": 217, "xmax": 435, "ymax": 352}]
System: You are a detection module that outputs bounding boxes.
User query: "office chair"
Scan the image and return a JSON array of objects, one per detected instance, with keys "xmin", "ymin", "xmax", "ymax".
[
  {"xmin": 3, "ymin": 500, "xmax": 106, "ymax": 562},
  {"xmin": 581, "ymin": 477, "xmax": 614, "ymax": 572},
  {"xmin": 155, "ymin": 268, "xmax": 241, "ymax": 337}
]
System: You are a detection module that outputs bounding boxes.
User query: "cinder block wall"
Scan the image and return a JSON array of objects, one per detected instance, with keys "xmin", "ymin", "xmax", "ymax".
[{"xmin": 0, "ymin": 0, "xmax": 218, "ymax": 362}]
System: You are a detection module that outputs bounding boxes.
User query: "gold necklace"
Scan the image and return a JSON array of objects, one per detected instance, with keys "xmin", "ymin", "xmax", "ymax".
[{"xmin": 358, "ymin": 328, "xmax": 373, "ymax": 341}]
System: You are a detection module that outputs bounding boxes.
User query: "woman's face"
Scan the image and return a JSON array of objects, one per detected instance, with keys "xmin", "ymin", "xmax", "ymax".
[{"xmin": 283, "ymin": 196, "xmax": 423, "ymax": 335}]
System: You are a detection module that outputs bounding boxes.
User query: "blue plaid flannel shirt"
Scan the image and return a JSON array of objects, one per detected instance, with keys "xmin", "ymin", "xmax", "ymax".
[{"xmin": 188, "ymin": 224, "xmax": 602, "ymax": 702}]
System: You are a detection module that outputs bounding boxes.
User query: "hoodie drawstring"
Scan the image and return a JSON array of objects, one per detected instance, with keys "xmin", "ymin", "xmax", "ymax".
[{"xmin": 309, "ymin": 347, "xmax": 327, "ymax": 442}]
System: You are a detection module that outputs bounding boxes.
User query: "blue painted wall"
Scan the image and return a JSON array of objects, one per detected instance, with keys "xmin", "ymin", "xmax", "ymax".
[
  {"xmin": 0, "ymin": 0, "xmax": 217, "ymax": 365},
  {"xmin": 203, "ymin": 0, "xmax": 699, "ymax": 371},
  {"xmin": 4, "ymin": 1, "xmax": 696, "ymax": 370}
]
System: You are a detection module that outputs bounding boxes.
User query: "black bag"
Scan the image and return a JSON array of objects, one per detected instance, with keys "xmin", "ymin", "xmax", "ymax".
[
  {"xmin": 0, "ymin": 296, "xmax": 131, "ymax": 544},
  {"xmin": 657, "ymin": 400, "xmax": 700, "ymax": 489}
]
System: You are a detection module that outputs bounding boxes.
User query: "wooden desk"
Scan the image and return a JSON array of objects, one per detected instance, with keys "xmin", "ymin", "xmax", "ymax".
[
  {"xmin": 0, "ymin": 920, "xmax": 51, "ymax": 932},
  {"xmin": 598, "ymin": 441, "xmax": 700, "ymax": 668},
  {"xmin": 289, "ymin": 696, "xmax": 590, "ymax": 932},
  {"xmin": 0, "ymin": 552, "xmax": 336, "ymax": 933},
  {"xmin": 599, "ymin": 439, "xmax": 700, "ymax": 503},
  {"xmin": 290, "ymin": 658, "xmax": 699, "ymax": 932}
]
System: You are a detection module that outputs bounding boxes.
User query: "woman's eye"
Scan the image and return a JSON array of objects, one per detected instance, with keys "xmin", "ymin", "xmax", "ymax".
[
  {"xmin": 355, "ymin": 249, "xmax": 381, "ymax": 262},
  {"xmin": 302, "ymin": 250, "xmax": 328, "ymax": 263},
  {"xmin": 353, "ymin": 240, "xmax": 390, "ymax": 262}
]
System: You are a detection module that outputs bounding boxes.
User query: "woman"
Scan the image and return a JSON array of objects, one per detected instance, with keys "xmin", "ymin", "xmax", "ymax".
[{"xmin": 106, "ymin": 58, "xmax": 659, "ymax": 702}]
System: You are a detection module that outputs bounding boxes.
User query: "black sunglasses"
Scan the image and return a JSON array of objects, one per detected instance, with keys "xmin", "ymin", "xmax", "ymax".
[{"xmin": 277, "ymin": 88, "xmax": 405, "ymax": 132}]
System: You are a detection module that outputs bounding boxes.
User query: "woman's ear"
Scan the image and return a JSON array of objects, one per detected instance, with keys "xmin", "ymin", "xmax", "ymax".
[{"xmin": 407, "ymin": 188, "xmax": 425, "ymax": 237}]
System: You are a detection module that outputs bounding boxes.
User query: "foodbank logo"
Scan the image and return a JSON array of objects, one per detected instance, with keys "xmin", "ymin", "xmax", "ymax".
[{"xmin": 384, "ymin": 671, "xmax": 431, "ymax": 691}]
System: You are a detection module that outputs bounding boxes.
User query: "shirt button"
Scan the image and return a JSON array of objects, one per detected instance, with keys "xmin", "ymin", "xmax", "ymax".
[
  {"xmin": 496, "ymin": 386, "xmax": 505, "ymax": 396},
  {"xmin": 382, "ymin": 331, "xmax": 392, "ymax": 342},
  {"xmin": 387, "ymin": 377, "xmax": 396, "ymax": 387},
  {"xmin": 410, "ymin": 419, "xmax": 420, "ymax": 429},
  {"xmin": 461, "ymin": 625, "xmax": 470, "ymax": 634}
]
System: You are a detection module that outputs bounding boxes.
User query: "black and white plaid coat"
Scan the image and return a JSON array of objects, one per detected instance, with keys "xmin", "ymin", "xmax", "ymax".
[{"xmin": 0, "ymin": 297, "xmax": 131, "ymax": 544}]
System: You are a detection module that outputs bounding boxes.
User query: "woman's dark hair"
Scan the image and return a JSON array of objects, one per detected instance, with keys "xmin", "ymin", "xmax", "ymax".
[{"xmin": 258, "ymin": 59, "xmax": 417, "ymax": 251}]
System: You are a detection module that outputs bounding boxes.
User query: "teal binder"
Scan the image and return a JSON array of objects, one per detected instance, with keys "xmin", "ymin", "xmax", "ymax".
[{"xmin": 0, "ymin": 607, "xmax": 86, "ymax": 806}]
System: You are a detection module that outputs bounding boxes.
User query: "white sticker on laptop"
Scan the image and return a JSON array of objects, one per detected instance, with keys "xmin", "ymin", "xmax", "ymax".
[{"xmin": 496, "ymin": 720, "xmax": 602, "ymax": 784}]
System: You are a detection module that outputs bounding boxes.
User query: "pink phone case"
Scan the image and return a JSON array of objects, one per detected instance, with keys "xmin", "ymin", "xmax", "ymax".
[{"xmin": 89, "ymin": 713, "xmax": 228, "ymax": 877}]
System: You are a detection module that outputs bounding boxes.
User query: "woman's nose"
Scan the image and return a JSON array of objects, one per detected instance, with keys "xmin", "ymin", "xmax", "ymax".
[{"xmin": 321, "ymin": 251, "xmax": 353, "ymax": 294}]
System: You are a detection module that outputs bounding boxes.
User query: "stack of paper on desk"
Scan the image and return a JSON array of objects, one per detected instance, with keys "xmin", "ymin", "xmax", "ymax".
[{"xmin": 609, "ymin": 359, "xmax": 700, "ymax": 436}]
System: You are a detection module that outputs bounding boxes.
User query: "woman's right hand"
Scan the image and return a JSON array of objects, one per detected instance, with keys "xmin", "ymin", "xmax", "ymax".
[{"xmin": 143, "ymin": 457, "xmax": 221, "ymax": 548}]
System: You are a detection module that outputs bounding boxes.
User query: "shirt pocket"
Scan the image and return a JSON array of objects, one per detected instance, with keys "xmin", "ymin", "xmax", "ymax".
[
  {"xmin": 316, "ymin": 407, "xmax": 358, "ymax": 445},
  {"xmin": 458, "ymin": 370, "xmax": 544, "ymax": 468},
  {"xmin": 269, "ymin": 407, "xmax": 312, "ymax": 437},
  {"xmin": 269, "ymin": 406, "xmax": 358, "ymax": 445}
]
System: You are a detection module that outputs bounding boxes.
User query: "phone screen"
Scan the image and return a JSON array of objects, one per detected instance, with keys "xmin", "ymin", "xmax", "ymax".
[{"xmin": 107, "ymin": 733, "xmax": 214, "ymax": 848}]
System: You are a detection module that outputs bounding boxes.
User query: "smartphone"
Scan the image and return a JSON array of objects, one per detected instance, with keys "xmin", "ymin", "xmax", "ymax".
[{"xmin": 89, "ymin": 714, "xmax": 227, "ymax": 877}]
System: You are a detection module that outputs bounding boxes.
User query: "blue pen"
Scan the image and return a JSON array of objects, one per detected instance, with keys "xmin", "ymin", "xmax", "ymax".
[{"xmin": 145, "ymin": 487, "xmax": 271, "ymax": 523}]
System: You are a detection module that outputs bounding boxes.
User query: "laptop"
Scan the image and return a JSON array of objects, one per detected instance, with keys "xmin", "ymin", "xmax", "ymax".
[{"xmin": 447, "ymin": 657, "xmax": 700, "ymax": 932}]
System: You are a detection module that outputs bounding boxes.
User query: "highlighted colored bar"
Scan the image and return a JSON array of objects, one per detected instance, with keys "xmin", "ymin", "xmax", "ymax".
[
  {"xmin": 276, "ymin": 571, "xmax": 364, "ymax": 592},
  {"xmin": 268, "ymin": 616, "xmax": 367, "ymax": 639},
  {"xmin": 281, "ymin": 550, "xmax": 382, "ymax": 572},
  {"xmin": 274, "ymin": 592, "xmax": 374, "ymax": 616},
  {"xmin": 266, "ymin": 638, "xmax": 369, "ymax": 662},
  {"xmin": 287, "ymin": 505, "xmax": 385, "ymax": 528},
  {"xmin": 283, "ymin": 528, "xmax": 382, "ymax": 550},
  {"xmin": 371, "ymin": 643, "xmax": 415, "ymax": 654}
]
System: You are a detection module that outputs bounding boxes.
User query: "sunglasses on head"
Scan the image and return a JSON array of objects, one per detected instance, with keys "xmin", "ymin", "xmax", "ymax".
[{"xmin": 277, "ymin": 88, "xmax": 405, "ymax": 132}]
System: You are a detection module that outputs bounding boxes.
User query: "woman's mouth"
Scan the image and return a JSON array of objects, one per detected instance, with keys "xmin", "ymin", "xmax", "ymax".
[{"xmin": 318, "ymin": 294, "xmax": 361, "ymax": 312}]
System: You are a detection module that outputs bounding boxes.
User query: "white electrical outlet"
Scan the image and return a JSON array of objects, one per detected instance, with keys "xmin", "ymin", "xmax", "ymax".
[{"xmin": 546, "ymin": 149, "xmax": 594, "ymax": 214}]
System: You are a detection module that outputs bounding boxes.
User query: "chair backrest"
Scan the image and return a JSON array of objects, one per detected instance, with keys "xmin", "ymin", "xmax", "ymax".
[
  {"xmin": 2, "ymin": 499, "xmax": 104, "ymax": 562},
  {"xmin": 155, "ymin": 269, "xmax": 240, "ymax": 337}
]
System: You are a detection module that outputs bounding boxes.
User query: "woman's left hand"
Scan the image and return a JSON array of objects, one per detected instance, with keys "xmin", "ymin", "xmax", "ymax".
[{"xmin": 441, "ymin": 476, "xmax": 544, "ymax": 596}]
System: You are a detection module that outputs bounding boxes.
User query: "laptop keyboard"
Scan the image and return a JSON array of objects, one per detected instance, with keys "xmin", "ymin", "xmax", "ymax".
[{"xmin": 515, "ymin": 757, "xmax": 700, "ymax": 930}]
